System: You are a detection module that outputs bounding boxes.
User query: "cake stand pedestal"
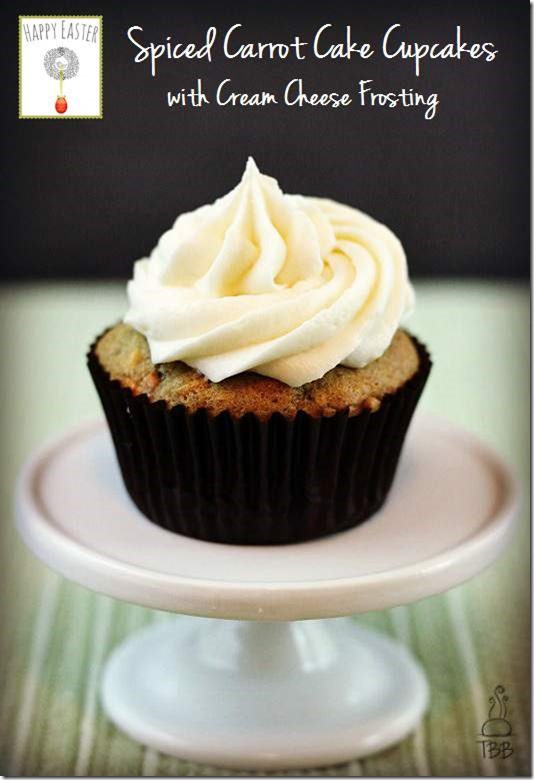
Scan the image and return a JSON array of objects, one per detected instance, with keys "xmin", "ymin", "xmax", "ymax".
[{"xmin": 15, "ymin": 415, "xmax": 518, "ymax": 770}]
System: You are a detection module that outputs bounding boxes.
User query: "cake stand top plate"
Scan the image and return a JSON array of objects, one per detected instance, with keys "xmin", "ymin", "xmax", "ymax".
[{"xmin": 15, "ymin": 414, "xmax": 518, "ymax": 620}]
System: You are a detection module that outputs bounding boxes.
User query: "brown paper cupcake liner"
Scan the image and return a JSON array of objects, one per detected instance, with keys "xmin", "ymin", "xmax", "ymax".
[{"xmin": 88, "ymin": 335, "xmax": 431, "ymax": 545}]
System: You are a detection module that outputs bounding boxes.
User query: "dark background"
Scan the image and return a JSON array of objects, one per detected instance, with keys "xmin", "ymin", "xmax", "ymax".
[{"xmin": 1, "ymin": 0, "xmax": 529, "ymax": 280}]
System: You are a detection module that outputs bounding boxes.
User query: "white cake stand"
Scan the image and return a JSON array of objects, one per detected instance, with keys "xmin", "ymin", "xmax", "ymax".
[{"xmin": 15, "ymin": 414, "xmax": 518, "ymax": 770}]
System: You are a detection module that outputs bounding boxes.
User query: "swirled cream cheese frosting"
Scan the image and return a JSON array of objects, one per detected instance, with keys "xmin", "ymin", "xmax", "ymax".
[{"xmin": 125, "ymin": 158, "xmax": 414, "ymax": 387}]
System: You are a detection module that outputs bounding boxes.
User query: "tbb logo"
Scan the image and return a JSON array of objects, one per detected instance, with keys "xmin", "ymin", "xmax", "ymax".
[
  {"xmin": 477, "ymin": 685, "xmax": 513, "ymax": 760},
  {"xmin": 478, "ymin": 740, "xmax": 513, "ymax": 760}
]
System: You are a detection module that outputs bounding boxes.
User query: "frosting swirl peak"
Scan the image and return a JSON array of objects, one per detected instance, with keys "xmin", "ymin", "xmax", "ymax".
[{"xmin": 125, "ymin": 158, "xmax": 414, "ymax": 386}]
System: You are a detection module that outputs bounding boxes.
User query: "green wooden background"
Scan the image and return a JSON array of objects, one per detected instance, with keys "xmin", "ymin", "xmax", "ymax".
[{"xmin": 0, "ymin": 281, "xmax": 530, "ymax": 777}]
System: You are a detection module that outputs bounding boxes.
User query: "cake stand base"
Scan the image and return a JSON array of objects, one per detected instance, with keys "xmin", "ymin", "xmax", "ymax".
[
  {"xmin": 16, "ymin": 414, "xmax": 518, "ymax": 769},
  {"xmin": 101, "ymin": 616, "xmax": 428, "ymax": 770}
]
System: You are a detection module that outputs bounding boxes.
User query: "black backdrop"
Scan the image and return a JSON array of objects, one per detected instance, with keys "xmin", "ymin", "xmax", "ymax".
[{"xmin": 1, "ymin": 0, "xmax": 529, "ymax": 280}]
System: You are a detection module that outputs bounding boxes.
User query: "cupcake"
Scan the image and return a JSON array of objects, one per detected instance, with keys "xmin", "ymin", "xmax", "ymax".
[{"xmin": 88, "ymin": 158, "xmax": 431, "ymax": 544}]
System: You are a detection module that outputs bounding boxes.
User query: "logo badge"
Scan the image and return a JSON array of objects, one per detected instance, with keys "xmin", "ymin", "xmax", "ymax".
[
  {"xmin": 19, "ymin": 16, "xmax": 102, "ymax": 119},
  {"xmin": 477, "ymin": 685, "xmax": 514, "ymax": 760}
]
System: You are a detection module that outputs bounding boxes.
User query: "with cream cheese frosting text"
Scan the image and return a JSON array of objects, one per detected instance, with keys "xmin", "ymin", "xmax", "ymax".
[{"xmin": 125, "ymin": 158, "xmax": 414, "ymax": 387}]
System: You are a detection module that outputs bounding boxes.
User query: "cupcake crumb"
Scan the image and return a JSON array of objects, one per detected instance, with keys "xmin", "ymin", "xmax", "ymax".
[{"xmin": 95, "ymin": 323, "xmax": 420, "ymax": 421}]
